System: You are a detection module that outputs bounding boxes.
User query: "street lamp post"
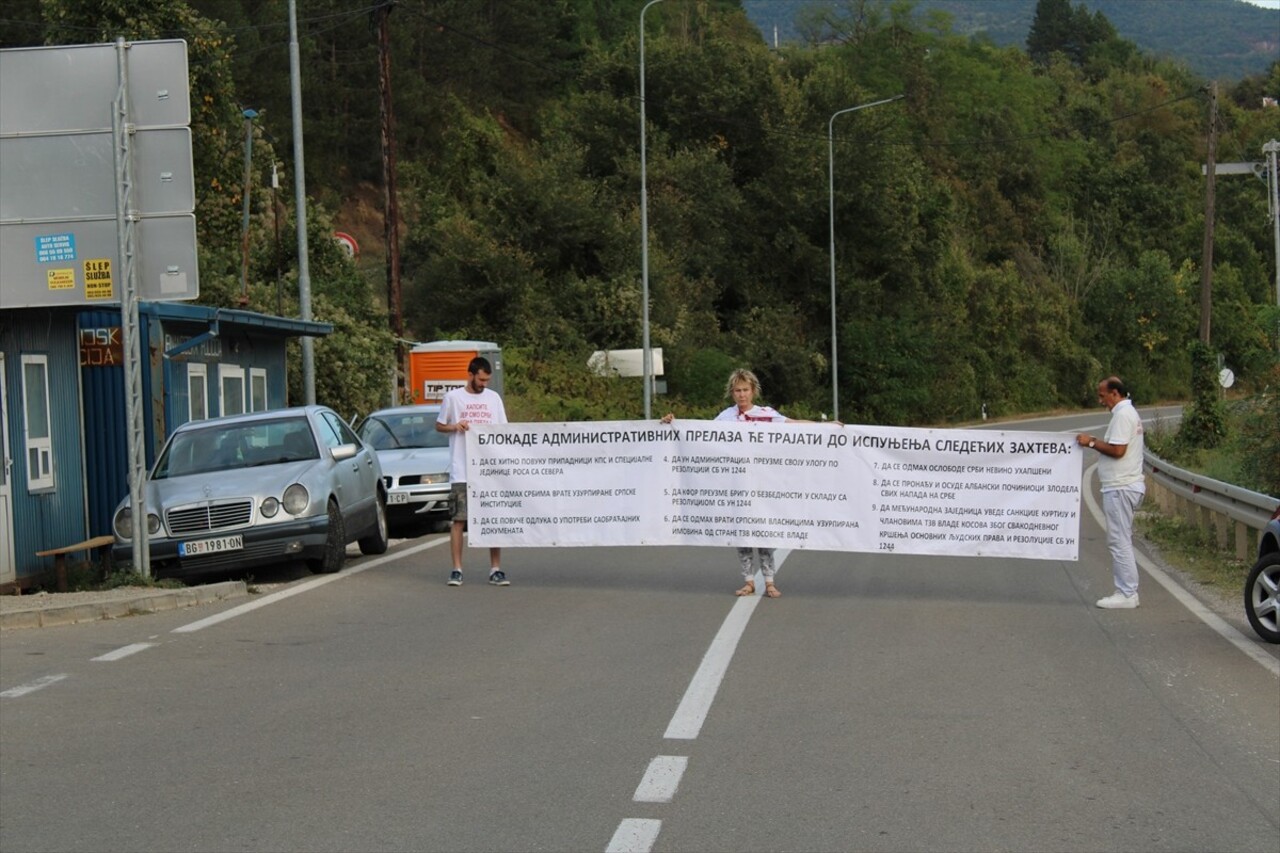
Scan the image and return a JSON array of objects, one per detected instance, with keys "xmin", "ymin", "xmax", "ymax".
[
  {"xmin": 639, "ymin": 0, "xmax": 664, "ymax": 419},
  {"xmin": 828, "ymin": 95, "xmax": 903, "ymax": 422}
]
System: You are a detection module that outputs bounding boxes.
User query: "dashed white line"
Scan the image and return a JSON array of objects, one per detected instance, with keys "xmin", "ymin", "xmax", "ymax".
[
  {"xmin": 605, "ymin": 818, "xmax": 662, "ymax": 853},
  {"xmin": 662, "ymin": 552, "xmax": 790, "ymax": 739},
  {"xmin": 0, "ymin": 674, "xmax": 68, "ymax": 698},
  {"xmin": 664, "ymin": 593, "xmax": 759, "ymax": 739},
  {"xmin": 609, "ymin": 554, "xmax": 794, "ymax": 849},
  {"xmin": 92, "ymin": 643, "xmax": 156, "ymax": 662},
  {"xmin": 633, "ymin": 755, "xmax": 688, "ymax": 803}
]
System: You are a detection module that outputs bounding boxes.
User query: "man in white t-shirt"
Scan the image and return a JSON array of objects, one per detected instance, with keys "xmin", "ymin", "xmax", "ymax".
[
  {"xmin": 436, "ymin": 357, "xmax": 508, "ymax": 587},
  {"xmin": 1076, "ymin": 376, "xmax": 1145, "ymax": 609}
]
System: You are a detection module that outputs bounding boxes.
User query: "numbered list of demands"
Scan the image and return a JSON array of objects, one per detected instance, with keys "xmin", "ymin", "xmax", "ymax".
[
  {"xmin": 863, "ymin": 430, "xmax": 1083, "ymax": 560},
  {"xmin": 466, "ymin": 423, "xmax": 678, "ymax": 547},
  {"xmin": 466, "ymin": 422, "xmax": 1083, "ymax": 561},
  {"xmin": 665, "ymin": 422, "xmax": 866, "ymax": 552}
]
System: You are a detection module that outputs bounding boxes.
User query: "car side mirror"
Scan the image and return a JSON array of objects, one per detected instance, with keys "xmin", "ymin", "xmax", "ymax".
[{"xmin": 331, "ymin": 443, "xmax": 359, "ymax": 461}]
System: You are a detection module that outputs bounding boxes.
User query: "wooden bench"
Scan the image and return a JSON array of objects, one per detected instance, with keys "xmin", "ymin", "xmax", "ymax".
[{"xmin": 35, "ymin": 535, "xmax": 116, "ymax": 592}]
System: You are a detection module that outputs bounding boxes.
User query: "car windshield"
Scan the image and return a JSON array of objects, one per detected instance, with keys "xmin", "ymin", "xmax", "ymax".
[
  {"xmin": 359, "ymin": 412, "xmax": 448, "ymax": 451},
  {"xmin": 153, "ymin": 417, "xmax": 318, "ymax": 478}
]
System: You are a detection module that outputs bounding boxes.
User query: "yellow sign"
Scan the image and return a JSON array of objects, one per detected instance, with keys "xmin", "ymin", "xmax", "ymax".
[
  {"xmin": 84, "ymin": 258, "xmax": 113, "ymax": 299},
  {"xmin": 47, "ymin": 268, "xmax": 75, "ymax": 290}
]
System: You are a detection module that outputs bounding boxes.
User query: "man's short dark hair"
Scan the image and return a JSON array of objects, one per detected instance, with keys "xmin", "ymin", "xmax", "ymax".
[
  {"xmin": 1103, "ymin": 376, "xmax": 1128, "ymax": 397},
  {"xmin": 468, "ymin": 356, "xmax": 492, "ymax": 376}
]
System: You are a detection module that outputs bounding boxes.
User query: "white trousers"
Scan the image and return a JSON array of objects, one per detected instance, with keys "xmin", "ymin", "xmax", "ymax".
[{"xmin": 1102, "ymin": 488, "xmax": 1144, "ymax": 596}]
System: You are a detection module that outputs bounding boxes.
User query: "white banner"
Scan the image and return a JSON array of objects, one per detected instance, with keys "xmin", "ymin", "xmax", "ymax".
[{"xmin": 465, "ymin": 420, "xmax": 1082, "ymax": 560}]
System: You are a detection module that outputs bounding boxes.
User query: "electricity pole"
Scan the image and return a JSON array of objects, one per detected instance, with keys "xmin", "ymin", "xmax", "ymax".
[
  {"xmin": 376, "ymin": 0, "xmax": 404, "ymax": 403},
  {"xmin": 1199, "ymin": 81, "xmax": 1218, "ymax": 345}
]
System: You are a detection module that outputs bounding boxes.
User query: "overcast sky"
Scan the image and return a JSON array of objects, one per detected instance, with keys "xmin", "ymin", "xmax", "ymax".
[{"xmin": 1240, "ymin": 0, "xmax": 1280, "ymax": 9}]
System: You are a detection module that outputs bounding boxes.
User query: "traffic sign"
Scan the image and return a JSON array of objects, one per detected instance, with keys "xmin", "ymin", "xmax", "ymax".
[
  {"xmin": 0, "ymin": 40, "xmax": 190, "ymax": 133},
  {"xmin": 0, "ymin": 39, "xmax": 197, "ymax": 308},
  {"xmin": 0, "ymin": 216, "xmax": 198, "ymax": 306},
  {"xmin": 0, "ymin": 128, "xmax": 195, "ymax": 220}
]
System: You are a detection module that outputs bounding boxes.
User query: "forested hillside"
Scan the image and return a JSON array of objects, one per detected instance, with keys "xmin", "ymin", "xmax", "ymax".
[
  {"xmin": 2, "ymin": 0, "xmax": 1277, "ymax": 435},
  {"xmin": 746, "ymin": 0, "xmax": 1280, "ymax": 81}
]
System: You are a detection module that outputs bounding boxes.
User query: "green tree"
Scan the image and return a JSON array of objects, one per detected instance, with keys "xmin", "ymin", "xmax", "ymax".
[{"xmin": 1180, "ymin": 340, "xmax": 1226, "ymax": 449}]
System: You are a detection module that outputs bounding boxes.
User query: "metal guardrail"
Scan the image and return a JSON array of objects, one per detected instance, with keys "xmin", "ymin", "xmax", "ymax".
[{"xmin": 1144, "ymin": 449, "xmax": 1279, "ymax": 560}]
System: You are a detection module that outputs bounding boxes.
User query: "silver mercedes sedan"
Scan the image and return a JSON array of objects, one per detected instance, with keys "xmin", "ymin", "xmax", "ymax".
[
  {"xmin": 354, "ymin": 404, "xmax": 452, "ymax": 529},
  {"xmin": 112, "ymin": 406, "xmax": 388, "ymax": 579}
]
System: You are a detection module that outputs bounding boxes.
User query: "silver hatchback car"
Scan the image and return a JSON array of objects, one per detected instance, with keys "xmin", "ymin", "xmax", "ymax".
[
  {"xmin": 355, "ymin": 404, "xmax": 452, "ymax": 528},
  {"xmin": 112, "ymin": 406, "xmax": 388, "ymax": 579},
  {"xmin": 1244, "ymin": 506, "xmax": 1280, "ymax": 644}
]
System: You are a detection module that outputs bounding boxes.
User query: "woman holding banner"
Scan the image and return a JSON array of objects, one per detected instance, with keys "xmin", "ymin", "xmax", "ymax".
[
  {"xmin": 662, "ymin": 368, "xmax": 832, "ymax": 597},
  {"xmin": 714, "ymin": 368, "xmax": 813, "ymax": 598}
]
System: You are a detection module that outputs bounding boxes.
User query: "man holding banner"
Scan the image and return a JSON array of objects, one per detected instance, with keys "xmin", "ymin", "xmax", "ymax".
[
  {"xmin": 1076, "ymin": 376, "xmax": 1145, "ymax": 610},
  {"xmin": 437, "ymin": 357, "xmax": 509, "ymax": 587}
]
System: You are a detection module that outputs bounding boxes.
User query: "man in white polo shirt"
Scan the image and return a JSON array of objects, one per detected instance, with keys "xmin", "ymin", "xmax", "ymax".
[{"xmin": 1076, "ymin": 376, "xmax": 1145, "ymax": 609}]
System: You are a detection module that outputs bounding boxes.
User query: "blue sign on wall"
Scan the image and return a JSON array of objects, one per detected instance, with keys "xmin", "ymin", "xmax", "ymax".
[{"xmin": 35, "ymin": 232, "xmax": 76, "ymax": 263}]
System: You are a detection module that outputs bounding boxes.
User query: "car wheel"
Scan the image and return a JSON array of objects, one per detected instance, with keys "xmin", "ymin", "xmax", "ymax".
[
  {"xmin": 309, "ymin": 499, "xmax": 346, "ymax": 574},
  {"xmin": 1244, "ymin": 551, "xmax": 1280, "ymax": 644},
  {"xmin": 359, "ymin": 492, "xmax": 390, "ymax": 555}
]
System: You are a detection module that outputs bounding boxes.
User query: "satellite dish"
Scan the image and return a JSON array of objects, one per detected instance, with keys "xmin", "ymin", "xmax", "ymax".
[{"xmin": 1218, "ymin": 367, "xmax": 1235, "ymax": 388}]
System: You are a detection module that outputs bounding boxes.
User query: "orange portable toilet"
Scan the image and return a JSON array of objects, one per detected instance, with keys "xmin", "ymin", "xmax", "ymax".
[{"xmin": 406, "ymin": 340, "xmax": 503, "ymax": 404}]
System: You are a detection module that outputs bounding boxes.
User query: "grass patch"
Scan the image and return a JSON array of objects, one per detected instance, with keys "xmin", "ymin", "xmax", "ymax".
[
  {"xmin": 96, "ymin": 570, "xmax": 185, "ymax": 591},
  {"xmin": 1138, "ymin": 384, "xmax": 1277, "ymax": 600},
  {"xmin": 1136, "ymin": 511, "xmax": 1250, "ymax": 599},
  {"xmin": 57, "ymin": 559, "xmax": 185, "ymax": 592}
]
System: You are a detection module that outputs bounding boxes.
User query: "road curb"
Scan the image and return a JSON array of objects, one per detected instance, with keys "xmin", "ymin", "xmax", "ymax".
[{"xmin": 0, "ymin": 581, "xmax": 249, "ymax": 631}]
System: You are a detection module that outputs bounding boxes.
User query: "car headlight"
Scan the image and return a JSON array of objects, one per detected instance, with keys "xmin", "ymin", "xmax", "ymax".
[
  {"xmin": 114, "ymin": 508, "xmax": 161, "ymax": 538},
  {"xmin": 261, "ymin": 496, "xmax": 280, "ymax": 518},
  {"xmin": 423, "ymin": 473, "xmax": 448, "ymax": 485},
  {"xmin": 283, "ymin": 484, "xmax": 310, "ymax": 515},
  {"xmin": 114, "ymin": 507, "xmax": 132, "ymax": 539}
]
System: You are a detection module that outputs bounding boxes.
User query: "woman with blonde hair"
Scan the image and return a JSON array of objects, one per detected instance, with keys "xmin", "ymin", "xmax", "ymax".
[{"xmin": 714, "ymin": 368, "xmax": 811, "ymax": 598}]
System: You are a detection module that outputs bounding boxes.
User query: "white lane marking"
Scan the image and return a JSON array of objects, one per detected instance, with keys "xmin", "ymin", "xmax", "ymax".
[
  {"xmin": 633, "ymin": 755, "xmax": 688, "ymax": 803},
  {"xmin": 92, "ymin": 643, "xmax": 156, "ymax": 662},
  {"xmin": 0, "ymin": 673, "xmax": 69, "ymax": 698},
  {"xmin": 663, "ymin": 594, "xmax": 760, "ymax": 738},
  {"xmin": 1081, "ymin": 463, "xmax": 1279, "ymax": 677},
  {"xmin": 172, "ymin": 537, "xmax": 448, "ymax": 634},
  {"xmin": 605, "ymin": 819, "xmax": 662, "ymax": 853},
  {"xmin": 663, "ymin": 551, "xmax": 790, "ymax": 738}
]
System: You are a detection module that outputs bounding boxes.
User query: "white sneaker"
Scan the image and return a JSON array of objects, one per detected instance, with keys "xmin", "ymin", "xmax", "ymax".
[{"xmin": 1096, "ymin": 591, "xmax": 1139, "ymax": 609}]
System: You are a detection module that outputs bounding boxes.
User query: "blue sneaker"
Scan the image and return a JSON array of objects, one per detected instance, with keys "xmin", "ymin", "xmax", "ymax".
[
  {"xmin": 488, "ymin": 570, "xmax": 509, "ymax": 586},
  {"xmin": 447, "ymin": 570, "xmax": 463, "ymax": 587}
]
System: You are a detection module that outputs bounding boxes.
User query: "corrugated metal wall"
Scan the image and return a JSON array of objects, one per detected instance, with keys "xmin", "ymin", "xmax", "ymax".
[
  {"xmin": 79, "ymin": 308, "xmax": 133, "ymax": 538},
  {"xmin": 0, "ymin": 309, "xmax": 89, "ymax": 578}
]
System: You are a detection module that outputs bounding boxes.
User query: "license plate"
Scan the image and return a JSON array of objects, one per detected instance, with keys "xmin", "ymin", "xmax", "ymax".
[
  {"xmin": 387, "ymin": 492, "xmax": 409, "ymax": 505},
  {"xmin": 179, "ymin": 534, "xmax": 244, "ymax": 557}
]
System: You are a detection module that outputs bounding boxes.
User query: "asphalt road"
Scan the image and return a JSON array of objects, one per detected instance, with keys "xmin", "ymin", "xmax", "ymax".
[{"xmin": 1, "ymin": 408, "xmax": 1277, "ymax": 853}]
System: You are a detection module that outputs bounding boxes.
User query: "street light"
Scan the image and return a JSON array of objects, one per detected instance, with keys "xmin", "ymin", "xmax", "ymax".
[
  {"xmin": 639, "ymin": 0, "xmax": 665, "ymax": 419},
  {"xmin": 828, "ymin": 95, "xmax": 903, "ymax": 422}
]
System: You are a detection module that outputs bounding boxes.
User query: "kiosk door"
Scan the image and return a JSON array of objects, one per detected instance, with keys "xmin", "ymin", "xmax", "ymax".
[{"xmin": 0, "ymin": 353, "xmax": 15, "ymax": 586}]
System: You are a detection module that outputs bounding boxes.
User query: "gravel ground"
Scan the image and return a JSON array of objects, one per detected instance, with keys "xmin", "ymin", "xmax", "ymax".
[{"xmin": 0, "ymin": 586, "xmax": 198, "ymax": 614}]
